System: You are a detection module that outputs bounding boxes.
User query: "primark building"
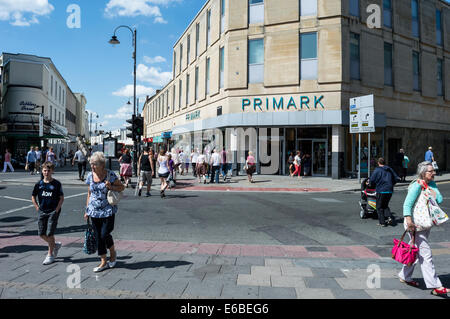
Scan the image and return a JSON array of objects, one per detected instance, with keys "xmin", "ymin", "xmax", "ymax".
[{"xmin": 143, "ymin": 0, "xmax": 450, "ymax": 178}]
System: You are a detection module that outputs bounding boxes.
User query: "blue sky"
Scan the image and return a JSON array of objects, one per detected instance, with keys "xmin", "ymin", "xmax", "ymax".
[
  {"xmin": 2, "ymin": 0, "xmax": 449, "ymax": 132},
  {"xmin": 0, "ymin": 0, "xmax": 204, "ymax": 132}
]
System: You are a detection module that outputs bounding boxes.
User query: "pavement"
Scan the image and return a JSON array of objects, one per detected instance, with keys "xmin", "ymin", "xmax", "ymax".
[
  {"xmin": 1, "ymin": 168, "xmax": 450, "ymax": 300},
  {"xmin": 1, "ymin": 234, "xmax": 450, "ymax": 299},
  {"xmin": 2, "ymin": 166, "xmax": 450, "ymax": 193}
]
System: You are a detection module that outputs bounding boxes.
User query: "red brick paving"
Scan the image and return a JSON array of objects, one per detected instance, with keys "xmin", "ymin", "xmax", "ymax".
[
  {"xmin": 0, "ymin": 235, "xmax": 390, "ymax": 259},
  {"xmin": 175, "ymin": 186, "xmax": 329, "ymax": 192}
]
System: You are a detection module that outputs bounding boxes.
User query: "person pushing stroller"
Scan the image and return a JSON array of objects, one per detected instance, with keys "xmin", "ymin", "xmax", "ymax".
[{"xmin": 368, "ymin": 158, "xmax": 401, "ymax": 227}]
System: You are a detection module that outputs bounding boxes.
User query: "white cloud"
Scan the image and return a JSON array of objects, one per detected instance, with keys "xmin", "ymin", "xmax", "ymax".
[
  {"xmin": 136, "ymin": 64, "xmax": 172, "ymax": 87},
  {"xmin": 143, "ymin": 55, "xmax": 166, "ymax": 64},
  {"xmin": 154, "ymin": 16, "xmax": 167, "ymax": 24},
  {"xmin": 104, "ymin": 0, "xmax": 181, "ymax": 22},
  {"xmin": 104, "ymin": 103, "xmax": 134, "ymax": 120},
  {"xmin": 0, "ymin": 0, "xmax": 54, "ymax": 26},
  {"xmin": 112, "ymin": 84, "xmax": 156, "ymax": 98}
]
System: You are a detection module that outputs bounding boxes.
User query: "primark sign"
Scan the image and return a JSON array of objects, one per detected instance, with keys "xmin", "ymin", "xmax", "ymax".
[{"xmin": 242, "ymin": 95, "xmax": 324, "ymax": 112}]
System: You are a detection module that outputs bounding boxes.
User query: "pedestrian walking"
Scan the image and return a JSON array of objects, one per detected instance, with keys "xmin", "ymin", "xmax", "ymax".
[
  {"xmin": 84, "ymin": 152, "xmax": 124, "ymax": 273},
  {"xmin": 119, "ymin": 149, "xmax": 132, "ymax": 188},
  {"xmin": 179, "ymin": 149, "xmax": 185, "ymax": 175},
  {"xmin": 150, "ymin": 149, "xmax": 157, "ymax": 179},
  {"xmin": 425, "ymin": 146, "xmax": 434, "ymax": 162},
  {"xmin": 72, "ymin": 147, "xmax": 87, "ymax": 181},
  {"xmin": 2, "ymin": 148, "xmax": 14, "ymax": 172},
  {"xmin": 292, "ymin": 151, "xmax": 302, "ymax": 179},
  {"xmin": 26, "ymin": 146, "xmax": 37, "ymax": 175},
  {"xmin": 394, "ymin": 148, "xmax": 404, "ymax": 180},
  {"xmin": 31, "ymin": 161, "xmax": 64, "ymax": 265},
  {"xmin": 425, "ymin": 146, "xmax": 440, "ymax": 176},
  {"xmin": 368, "ymin": 158, "xmax": 401, "ymax": 227},
  {"xmin": 167, "ymin": 153, "xmax": 176, "ymax": 189},
  {"xmin": 220, "ymin": 147, "xmax": 228, "ymax": 181},
  {"xmin": 185, "ymin": 150, "xmax": 190, "ymax": 175},
  {"xmin": 137, "ymin": 147, "xmax": 154, "ymax": 197},
  {"xmin": 191, "ymin": 148, "xmax": 199, "ymax": 177},
  {"xmin": 61, "ymin": 148, "xmax": 67, "ymax": 167},
  {"xmin": 402, "ymin": 149, "xmax": 409, "ymax": 182},
  {"xmin": 46, "ymin": 147, "xmax": 56, "ymax": 166},
  {"xmin": 157, "ymin": 148, "xmax": 170, "ymax": 198},
  {"xmin": 35, "ymin": 147, "xmax": 41, "ymax": 174},
  {"xmin": 287, "ymin": 152, "xmax": 294, "ymax": 176},
  {"xmin": 210, "ymin": 148, "xmax": 221, "ymax": 184},
  {"xmin": 303, "ymin": 154, "xmax": 312, "ymax": 177},
  {"xmin": 196, "ymin": 152, "xmax": 207, "ymax": 184},
  {"xmin": 171, "ymin": 148, "xmax": 179, "ymax": 181},
  {"xmin": 245, "ymin": 151, "xmax": 256, "ymax": 183},
  {"xmin": 205, "ymin": 149, "xmax": 211, "ymax": 180},
  {"xmin": 399, "ymin": 161, "xmax": 449, "ymax": 296}
]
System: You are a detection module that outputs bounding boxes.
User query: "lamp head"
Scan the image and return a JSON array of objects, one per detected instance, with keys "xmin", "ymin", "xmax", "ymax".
[{"xmin": 109, "ymin": 35, "xmax": 120, "ymax": 45}]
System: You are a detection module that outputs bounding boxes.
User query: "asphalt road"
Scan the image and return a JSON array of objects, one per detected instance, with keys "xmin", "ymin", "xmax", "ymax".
[{"xmin": 1, "ymin": 181, "xmax": 450, "ymax": 247}]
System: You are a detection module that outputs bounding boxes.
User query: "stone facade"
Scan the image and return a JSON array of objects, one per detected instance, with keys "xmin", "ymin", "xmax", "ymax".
[{"xmin": 144, "ymin": 0, "xmax": 450, "ymax": 176}]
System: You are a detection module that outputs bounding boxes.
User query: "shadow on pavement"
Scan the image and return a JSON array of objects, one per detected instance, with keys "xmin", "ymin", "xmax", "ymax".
[
  {"xmin": 248, "ymin": 180, "xmax": 272, "ymax": 183},
  {"xmin": 0, "ymin": 216, "xmax": 31, "ymax": 223},
  {"xmin": 165, "ymin": 195, "xmax": 199, "ymax": 199},
  {"xmin": 59, "ymin": 255, "xmax": 133, "ymax": 264},
  {"xmin": 119, "ymin": 260, "xmax": 192, "ymax": 270},
  {"xmin": 0, "ymin": 254, "xmax": 9, "ymax": 258},
  {"xmin": 0, "ymin": 245, "xmax": 48, "ymax": 253},
  {"xmin": 17, "ymin": 224, "xmax": 87, "ymax": 237}
]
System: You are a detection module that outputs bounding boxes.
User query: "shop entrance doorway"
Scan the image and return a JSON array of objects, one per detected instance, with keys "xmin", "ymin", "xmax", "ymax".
[{"xmin": 298, "ymin": 139, "xmax": 328, "ymax": 176}]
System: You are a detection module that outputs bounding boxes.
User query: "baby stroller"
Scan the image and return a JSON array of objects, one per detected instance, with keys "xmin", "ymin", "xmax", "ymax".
[{"xmin": 359, "ymin": 178, "xmax": 377, "ymax": 219}]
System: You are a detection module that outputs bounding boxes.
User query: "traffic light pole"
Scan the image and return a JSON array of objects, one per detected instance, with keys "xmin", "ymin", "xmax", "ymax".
[{"xmin": 133, "ymin": 28, "xmax": 138, "ymax": 177}]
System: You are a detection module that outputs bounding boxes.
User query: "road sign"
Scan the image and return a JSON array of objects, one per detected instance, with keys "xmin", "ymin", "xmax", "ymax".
[{"xmin": 349, "ymin": 95, "xmax": 375, "ymax": 133}]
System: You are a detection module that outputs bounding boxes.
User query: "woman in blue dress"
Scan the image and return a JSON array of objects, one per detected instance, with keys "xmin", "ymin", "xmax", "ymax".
[{"xmin": 84, "ymin": 152, "xmax": 125, "ymax": 272}]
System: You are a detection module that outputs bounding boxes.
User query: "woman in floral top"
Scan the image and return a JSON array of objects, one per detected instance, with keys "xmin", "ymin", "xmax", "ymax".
[{"xmin": 84, "ymin": 152, "xmax": 124, "ymax": 273}]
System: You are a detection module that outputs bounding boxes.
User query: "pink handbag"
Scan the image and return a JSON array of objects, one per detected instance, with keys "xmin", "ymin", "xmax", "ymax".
[{"xmin": 392, "ymin": 230, "xmax": 419, "ymax": 266}]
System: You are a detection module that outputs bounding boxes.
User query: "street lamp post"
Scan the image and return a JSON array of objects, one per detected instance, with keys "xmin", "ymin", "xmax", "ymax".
[{"xmin": 109, "ymin": 25, "xmax": 138, "ymax": 176}]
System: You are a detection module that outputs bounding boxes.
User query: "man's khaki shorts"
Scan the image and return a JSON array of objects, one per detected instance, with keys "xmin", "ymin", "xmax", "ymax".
[{"xmin": 140, "ymin": 171, "xmax": 153, "ymax": 185}]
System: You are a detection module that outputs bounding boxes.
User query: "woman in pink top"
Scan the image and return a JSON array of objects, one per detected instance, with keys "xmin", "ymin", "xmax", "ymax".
[
  {"xmin": 3, "ymin": 149, "xmax": 14, "ymax": 172},
  {"xmin": 246, "ymin": 151, "xmax": 256, "ymax": 183}
]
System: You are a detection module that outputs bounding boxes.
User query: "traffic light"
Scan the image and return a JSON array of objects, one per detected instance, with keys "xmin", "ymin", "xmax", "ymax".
[
  {"xmin": 126, "ymin": 115, "xmax": 135, "ymax": 139},
  {"xmin": 134, "ymin": 115, "xmax": 143, "ymax": 138}
]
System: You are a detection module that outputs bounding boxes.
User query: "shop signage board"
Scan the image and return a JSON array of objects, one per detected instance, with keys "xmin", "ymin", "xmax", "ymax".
[
  {"xmin": 349, "ymin": 95, "xmax": 375, "ymax": 133},
  {"xmin": 349, "ymin": 94, "xmax": 375, "ymax": 182},
  {"xmin": 161, "ymin": 131, "xmax": 172, "ymax": 139},
  {"xmin": 103, "ymin": 138, "xmax": 117, "ymax": 158},
  {"xmin": 39, "ymin": 114, "xmax": 44, "ymax": 137},
  {"xmin": 186, "ymin": 110, "xmax": 200, "ymax": 121}
]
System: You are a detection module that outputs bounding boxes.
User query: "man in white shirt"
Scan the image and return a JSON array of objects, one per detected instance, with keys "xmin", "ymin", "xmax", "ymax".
[
  {"xmin": 72, "ymin": 148, "xmax": 87, "ymax": 180},
  {"xmin": 191, "ymin": 149, "xmax": 199, "ymax": 177},
  {"xmin": 196, "ymin": 152, "xmax": 207, "ymax": 184},
  {"xmin": 210, "ymin": 149, "xmax": 221, "ymax": 184},
  {"xmin": 178, "ymin": 149, "xmax": 185, "ymax": 175}
]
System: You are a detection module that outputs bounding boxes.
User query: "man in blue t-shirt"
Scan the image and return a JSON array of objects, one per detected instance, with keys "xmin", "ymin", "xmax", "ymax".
[
  {"xmin": 32, "ymin": 161, "xmax": 64, "ymax": 265},
  {"xmin": 26, "ymin": 146, "xmax": 37, "ymax": 175},
  {"xmin": 425, "ymin": 146, "xmax": 434, "ymax": 162}
]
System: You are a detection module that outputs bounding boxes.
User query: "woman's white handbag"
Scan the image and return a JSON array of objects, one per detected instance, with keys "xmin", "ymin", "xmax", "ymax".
[
  {"xmin": 428, "ymin": 196, "xmax": 449, "ymax": 226},
  {"xmin": 107, "ymin": 190, "xmax": 123, "ymax": 206},
  {"xmin": 412, "ymin": 186, "xmax": 433, "ymax": 231}
]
